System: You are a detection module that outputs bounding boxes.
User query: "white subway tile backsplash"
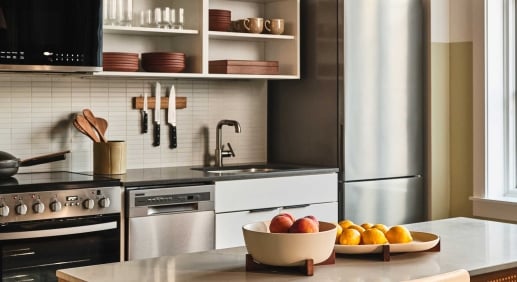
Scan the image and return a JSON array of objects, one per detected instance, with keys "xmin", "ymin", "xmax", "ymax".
[{"xmin": 0, "ymin": 74, "xmax": 266, "ymax": 172}]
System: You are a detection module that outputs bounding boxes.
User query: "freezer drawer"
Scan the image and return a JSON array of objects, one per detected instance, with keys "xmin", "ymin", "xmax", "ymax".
[{"xmin": 343, "ymin": 177, "xmax": 425, "ymax": 226}]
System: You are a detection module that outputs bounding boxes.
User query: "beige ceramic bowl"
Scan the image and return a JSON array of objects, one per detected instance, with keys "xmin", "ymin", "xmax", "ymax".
[{"xmin": 242, "ymin": 220, "xmax": 337, "ymax": 266}]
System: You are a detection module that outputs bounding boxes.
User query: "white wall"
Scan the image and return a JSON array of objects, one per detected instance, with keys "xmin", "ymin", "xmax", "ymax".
[{"xmin": 0, "ymin": 74, "xmax": 267, "ymax": 173}]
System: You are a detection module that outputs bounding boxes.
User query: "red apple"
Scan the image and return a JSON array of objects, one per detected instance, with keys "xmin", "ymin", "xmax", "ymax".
[
  {"xmin": 269, "ymin": 213, "xmax": 295, "ymax": 233},
  {"xmin": 288, "ymin": 217, "xmax": 319, "ymax": 233}
]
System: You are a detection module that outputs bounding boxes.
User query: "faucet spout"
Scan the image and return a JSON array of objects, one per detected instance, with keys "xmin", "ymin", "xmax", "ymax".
[
  {"xmin": 217, "ymin": 120, "xmax": 241, "ymax": 132},
  {"xmin": 215, "ymin": 120, "xmax": 241, "ymax": 167}
]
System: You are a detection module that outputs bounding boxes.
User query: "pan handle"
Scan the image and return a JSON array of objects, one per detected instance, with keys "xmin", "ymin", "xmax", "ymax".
[{"xmin": 20, "ymin": 150, "xmax": 71, "ymax": 167}]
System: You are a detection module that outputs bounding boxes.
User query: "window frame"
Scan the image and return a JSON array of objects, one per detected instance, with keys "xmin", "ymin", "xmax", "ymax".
[{"xmin": 472, "ymin": 0, "xmax": 517, "ymax": 221}]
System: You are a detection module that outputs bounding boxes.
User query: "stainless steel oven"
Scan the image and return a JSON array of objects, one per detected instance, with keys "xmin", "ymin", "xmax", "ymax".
[{"xmin": 0, "ymin": 172, "xmax": 122, "ymax": 282}]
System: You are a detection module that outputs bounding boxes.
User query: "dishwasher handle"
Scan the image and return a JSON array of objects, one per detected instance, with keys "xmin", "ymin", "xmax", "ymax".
[{"xmin": 147, "ymin": 201, "xmax": 214, "ymax": 215}]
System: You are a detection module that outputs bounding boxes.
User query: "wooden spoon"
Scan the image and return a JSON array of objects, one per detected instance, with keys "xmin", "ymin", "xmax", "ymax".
[
  {"xmin": 74, "ymin": 115, "xmax": 100, "ymax": 142},
  {"xmin": 83, "ymin": 109, "xmax": 107, "ymax": 143},
  {"xmin": 96, "ymin": 117, "xmax": 108, "ymax": 137}
]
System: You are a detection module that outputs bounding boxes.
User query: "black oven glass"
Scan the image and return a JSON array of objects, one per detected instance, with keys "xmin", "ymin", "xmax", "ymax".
[
  {"xmin": 0, "ymin": 215, "xmax": 120, "ymax": 282},
  {"xmin": 0, "ymin": 0, "xmax": 102, "ymax": 67}
]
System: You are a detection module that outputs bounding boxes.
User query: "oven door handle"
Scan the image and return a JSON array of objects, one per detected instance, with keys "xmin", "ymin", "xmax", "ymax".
[{"xmin": 0, "ymin": 221, "xmax": 117, "ymax": 240}]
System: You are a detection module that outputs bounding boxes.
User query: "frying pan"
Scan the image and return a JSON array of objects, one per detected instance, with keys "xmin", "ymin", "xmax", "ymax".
[{"xmin": 0, "ymin": 150, "xmax": 71, "ymax": 178}]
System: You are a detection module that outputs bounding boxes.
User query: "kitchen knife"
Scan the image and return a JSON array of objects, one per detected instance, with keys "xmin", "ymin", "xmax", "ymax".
[
  {"xmin": 168, "ymin": 85, "xmax": 177, "ymax": 149},
  {"xmin": 141, "ymin": 92, "xmax": 148, "ymax": 133},
  {"xmin": 152, "ymin": 82, "xmax": 161, "ymax": 146}
]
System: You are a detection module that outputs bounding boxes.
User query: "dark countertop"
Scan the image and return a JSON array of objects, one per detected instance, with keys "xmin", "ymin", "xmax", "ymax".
[{"xmin": 107, "ymin": 163, "xmax": 338, "ymax": 188}]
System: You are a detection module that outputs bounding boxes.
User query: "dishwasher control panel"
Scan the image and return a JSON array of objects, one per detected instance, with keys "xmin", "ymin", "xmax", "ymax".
[
  {"xmin": 134, "ymin": 192, "xmax": 211, "ymax": 207},
  {"xmin": 128, "ymin": 184, "xmax": 214, "ymax": 218}
]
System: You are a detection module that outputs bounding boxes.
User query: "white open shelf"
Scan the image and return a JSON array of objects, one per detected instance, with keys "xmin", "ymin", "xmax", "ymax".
[
  {"xmin": 100, "ymin": 0, "xmax": 299, "ymax": 79},
  {"xmin": 208, "ymin": 31, "xmax": 295, "ymax": 41},
  {"xmin": 103, "ymin": 25, "xmax": 199, "ymax": 36}
]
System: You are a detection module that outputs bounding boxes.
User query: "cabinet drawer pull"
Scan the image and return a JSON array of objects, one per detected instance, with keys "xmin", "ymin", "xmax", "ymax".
[
  {"xmin": 283, "ymin": 204, "xmax": 310, "ymax": 209},
  {"xmin": 248, "ymin": 207, "xmax": 278, "ymax": 213}
]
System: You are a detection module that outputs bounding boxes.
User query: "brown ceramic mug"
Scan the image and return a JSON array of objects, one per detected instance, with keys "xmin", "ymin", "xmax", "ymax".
[
  {"xmin": 231, "ymin": 19, "xmax": 247, "ymax": 32},
  {"xmin": 264, "ymin": 18, "xmax": 284, "ymax": 35},
  {"xmin": 243, "ymin": 17, "xmax": 264, "ymax": 33}
]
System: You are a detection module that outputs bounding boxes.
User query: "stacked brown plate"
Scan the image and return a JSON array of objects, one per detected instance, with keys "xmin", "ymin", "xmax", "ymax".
[
  {"xmin": 209, "ymin": 9, "xmax": 231, "ymax": 31},
  {"xmin": 141, "ymin": 52, "xmax": 186, "ymax": 73},
  {"xmin": 103, "ymin": 52, "xmax": 139, "ymax": 72}
]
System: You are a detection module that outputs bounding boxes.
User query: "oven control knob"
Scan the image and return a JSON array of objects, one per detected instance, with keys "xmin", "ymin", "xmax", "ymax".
[
  {"xmin": 98, "ymin": 197, "xmax": 111, "ymax": 208},
  {"xmin": 33, "ymin": 201, "xmax": 45, "ymax": 214},
  {"xmin": 50, "ymin": 200, "xmax": 62, "ymax": 212},
  {"xmin": 15, "ymin": 203, "xmax": 28, "ymax": 215},
  {"xmin": 83, "ymin": 199, "xmax": 95, "ymax": 210},
  {"xmin": 0, "ymin": 204, "xmax": 9, "ymax": 217}
]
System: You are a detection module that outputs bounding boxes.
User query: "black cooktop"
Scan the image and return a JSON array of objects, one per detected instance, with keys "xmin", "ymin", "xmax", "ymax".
[{"xmin": 0, "ymin": 171, "xmax": 121, "ymax": 193}]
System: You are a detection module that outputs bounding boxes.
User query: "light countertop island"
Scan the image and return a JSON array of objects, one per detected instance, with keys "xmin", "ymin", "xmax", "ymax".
[{"xmin": 57, "ymin": 217, "xmax": 517, "ymax": 282}]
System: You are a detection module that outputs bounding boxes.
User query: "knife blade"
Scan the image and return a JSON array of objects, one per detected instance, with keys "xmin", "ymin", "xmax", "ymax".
[
  {"xmin": 141, "ymin": 92, "xmax": 148, "ymax": 133},
  {"xmin": 152, "ymin": 82, "xmax": 161, "ymax": 146},
  {"xmin": 168, "ymin": 85, "xmax": 177, "ymax": 149}
]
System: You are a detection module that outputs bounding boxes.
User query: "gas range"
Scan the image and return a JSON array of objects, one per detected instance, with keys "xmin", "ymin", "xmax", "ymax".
[{"xmin": 0, "ymin": 171, "xmax": 121, "ymax": 224}]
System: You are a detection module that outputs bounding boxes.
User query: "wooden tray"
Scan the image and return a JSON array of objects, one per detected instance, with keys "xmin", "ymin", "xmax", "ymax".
[
  {"xmin": 209, "ymin": 60, "xmax": 279, "ymax": 75},
  {"xmin": 334, "ymin": 231, "xmax": 440, "ymax": 261}
]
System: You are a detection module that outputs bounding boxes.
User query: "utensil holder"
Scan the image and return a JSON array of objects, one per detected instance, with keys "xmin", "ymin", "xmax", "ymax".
[{"xmin": 93, "ymin": 141, "xmax": 126, "ymax": 175}]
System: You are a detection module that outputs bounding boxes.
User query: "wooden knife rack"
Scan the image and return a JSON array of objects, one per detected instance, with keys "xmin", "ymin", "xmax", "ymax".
[{"xmin": 132, "ymin": 96, "xmax": 187, "ymax": 110}]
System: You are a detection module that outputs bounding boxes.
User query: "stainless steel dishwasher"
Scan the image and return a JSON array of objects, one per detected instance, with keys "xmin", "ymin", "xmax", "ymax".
[{"xmin": 127, "ymin": 183, "xmax": 215, "ymax": 260}]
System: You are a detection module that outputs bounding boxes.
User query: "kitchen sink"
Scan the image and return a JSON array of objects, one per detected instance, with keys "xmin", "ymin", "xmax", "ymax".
[{"xmin": 191, "ymin": 164, "xmax": 299, "ymax": 174}]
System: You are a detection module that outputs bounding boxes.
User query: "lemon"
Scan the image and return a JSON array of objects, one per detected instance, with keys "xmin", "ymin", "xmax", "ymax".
[
  {"xmin": 371, "ymin": 223, "xmax": 389, "ymax": 234},
  {"xmin": 339, "ymin": 228, "xmax": 361, "ymax": 245},
  {"xmin": 338, "ymin": 219, "xmax": 354, "ymax": 230},
  {"xmin": 386, "ymin": 225, "xmax": 413, "ymax": 243},
  {"xmin": 335, "ymin": 223, "xmax": 343, "ymax": 243},
  {"xmin": 361, "ymin": 228, "xmax": 388, "ymax": 244},
  {"xmin": 361, "ymin": 222, "xmax": 374, "ymax": 230},
  {"xmin": 347, "ymin": 224, "xmax": 366, "ymax": 234}
]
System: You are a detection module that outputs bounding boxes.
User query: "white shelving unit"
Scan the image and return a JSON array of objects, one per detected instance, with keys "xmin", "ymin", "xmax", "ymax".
[{"xmin": 94, "ymin": 0, "xmax": 299, "ymax": 79}]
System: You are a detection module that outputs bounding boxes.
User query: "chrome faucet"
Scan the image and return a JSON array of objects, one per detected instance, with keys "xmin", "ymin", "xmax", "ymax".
[{"xmin": 215, "ymin": 120, "xmax": 241, "ymax": 167}]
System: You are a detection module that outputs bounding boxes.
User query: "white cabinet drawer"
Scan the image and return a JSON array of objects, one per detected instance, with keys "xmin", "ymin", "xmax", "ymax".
[
  {"xmin": 215, "ymin": 208, "xmax": 279, "ymax": 249},
  {"xmin": 215, "ymin": 173, "xmax": 337, "ymax": 213},
  {"xmin": 215, "ymin": 202, "xmax": 338, "ymax": 249}
]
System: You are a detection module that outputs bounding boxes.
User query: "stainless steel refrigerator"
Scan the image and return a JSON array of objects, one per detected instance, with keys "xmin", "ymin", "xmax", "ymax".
[{"xmin": 267, "ymin": 0, "xmax": 426, "ymax": 225}]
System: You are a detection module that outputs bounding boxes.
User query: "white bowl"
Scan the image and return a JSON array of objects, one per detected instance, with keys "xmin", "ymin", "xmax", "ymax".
[{"xmin": 242, "ymin": 220, "xmax": 337, "ymax": 266}]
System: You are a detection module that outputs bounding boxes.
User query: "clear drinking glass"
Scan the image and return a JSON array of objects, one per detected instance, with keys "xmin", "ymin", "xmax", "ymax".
[
  {"xmin": 172, "ymin": 8, "xmax": 184, "ymax": 30},
  {"xmin": 144, "ymin": 9, "xmax": 155, "ymax": 27},
  {"xmin": 104, "ymin": 0, "xmax": 117, "ymax": 25},
  {"xmin": 161, "ymin": 7, "xmax": 172, "ymax": 29},
  {"xmin": 170, "ymin": 8, "xmax": 176, "ymax": 28},
  {"xmin": 116, "ymin": 0, "xmax": 133, "ymax": 26},
  {"xmin": 139, "ymin": 10, "xmax": 145, "ymax": 27},
  {"xmin": 154, "ymin": 8, "xmax": 162, "ymax": 28}
]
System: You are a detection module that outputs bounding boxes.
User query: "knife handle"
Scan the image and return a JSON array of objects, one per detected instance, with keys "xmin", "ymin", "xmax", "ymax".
[
  {"xmin": 141, "ymin": 111, "xmax": 148, "ymax": 133},
  {"xmin": 169, "ymin": 125, "xmax": 177, "ymax": 149},
  {"xmin": 153, "ymin": 123, "xmax": 160, "ymax": 146}
]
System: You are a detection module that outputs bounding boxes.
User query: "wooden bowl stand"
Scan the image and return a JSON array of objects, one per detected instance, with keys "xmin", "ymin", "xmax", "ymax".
[{"xmin": 245, "ymin": 250, "xmax": 336, "ymax": 276}]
